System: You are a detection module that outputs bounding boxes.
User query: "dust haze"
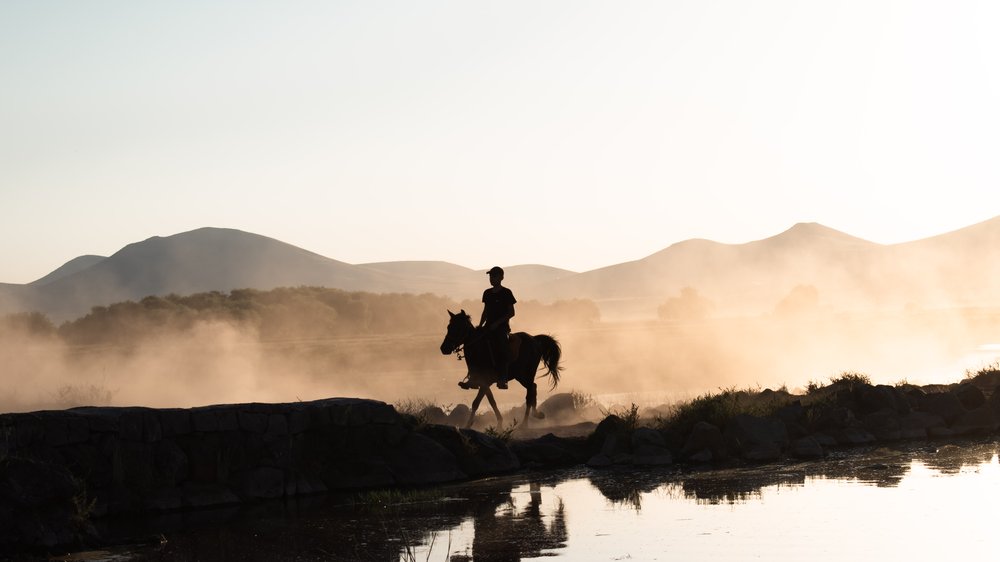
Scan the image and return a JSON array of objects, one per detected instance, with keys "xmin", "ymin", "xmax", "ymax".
[{"xmin": 3, "ymin": 283, "xmax": 999, "ymax": 415}]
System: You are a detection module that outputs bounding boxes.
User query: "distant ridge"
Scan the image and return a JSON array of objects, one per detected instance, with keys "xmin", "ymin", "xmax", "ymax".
[
  {"xmin": 3, "ymin": 218, "xmax": 1000, "ymax": 320},
  {"xmin": 29, "ymin": 255, "xmax": 106, "ymax": 286}
]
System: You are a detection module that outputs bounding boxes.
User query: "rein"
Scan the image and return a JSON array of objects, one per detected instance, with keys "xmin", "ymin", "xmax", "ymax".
[{"xmin": 450, "ymin": 323, "xmax": 486, "ymax": 362}]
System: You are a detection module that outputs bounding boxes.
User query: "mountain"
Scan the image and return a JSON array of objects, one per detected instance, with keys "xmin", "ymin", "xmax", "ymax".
[
  {"xmin": 356, "ymin": 261, "xmax": 575, "ymax": 300},
  {"xmin": 29, "ymin": 255, "xmax": 107, "ymax": 286},
  {"xmin": 524, "ymin": 217, "xmax": 1000, "ymax": 317},
  {"xmin": 4, "ymin": 218, "xmax": 1000, "ymax": 321}
]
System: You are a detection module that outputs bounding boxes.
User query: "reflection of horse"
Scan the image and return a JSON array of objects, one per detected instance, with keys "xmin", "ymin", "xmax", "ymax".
[{"xmin": 439, "ymin": 310, "xmax": 562, "ymax": 428}]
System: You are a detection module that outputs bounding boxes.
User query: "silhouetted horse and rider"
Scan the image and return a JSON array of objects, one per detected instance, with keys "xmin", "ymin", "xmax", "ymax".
[
  {"xmin": 439, "ymin": 266, "xmax": 562, "ymax": 428},
  {"xmin": 439, "ymin": 310, "xmax": 562, "ymax": 427}
]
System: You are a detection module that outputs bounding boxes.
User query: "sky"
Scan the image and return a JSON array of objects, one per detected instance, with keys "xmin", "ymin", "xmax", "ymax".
[{"xmin": 3, "ymin": 0, "xmax": 1000, "ymax": 284}]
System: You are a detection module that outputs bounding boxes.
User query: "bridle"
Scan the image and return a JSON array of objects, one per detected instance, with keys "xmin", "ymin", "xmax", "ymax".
[{"xmin": 444, "ymin": 316, "xmax": 483, "ymax": 362}]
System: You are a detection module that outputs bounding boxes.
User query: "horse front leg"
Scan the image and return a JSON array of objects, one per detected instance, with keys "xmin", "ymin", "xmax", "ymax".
[
  {"xmin": 466, "ymin": 388, "xmax": 487, "ymax": 428},
  {"xmin": 483, "ymin": 387, "xmax": 503, "ymax": 427}
]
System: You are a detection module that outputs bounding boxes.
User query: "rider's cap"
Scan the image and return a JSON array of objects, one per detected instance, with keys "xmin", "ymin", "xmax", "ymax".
[{"xmin": 487, "ymin": 266, "xmax": 504, "ymax": 276}]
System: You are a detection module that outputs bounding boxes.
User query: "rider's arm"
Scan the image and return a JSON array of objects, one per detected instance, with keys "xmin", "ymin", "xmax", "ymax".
[{"xmin": 487, "ymin": 303, "xmax": 514, "ymax": 331}]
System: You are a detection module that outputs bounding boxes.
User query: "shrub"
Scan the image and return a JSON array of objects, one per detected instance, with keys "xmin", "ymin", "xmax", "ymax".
[
  {"xmin": 484, "ymin": 419, "xmax": 518, "ymax": 443},
  {"xmin": 656, "ymin": 386, "xmax": 795, "ymax": 436},
  {"xmin": 829, "ymin": 371, "xmax": 871, "ymax": 387},
  {"xmin": 600, "ymin": 403, "xmax": 641, "ymax": 433}
]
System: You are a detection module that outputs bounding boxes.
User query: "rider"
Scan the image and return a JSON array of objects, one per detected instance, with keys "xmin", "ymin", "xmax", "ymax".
[{"xmin": 480, "ymin": 266, "xmax": 516, "ymax": 389}]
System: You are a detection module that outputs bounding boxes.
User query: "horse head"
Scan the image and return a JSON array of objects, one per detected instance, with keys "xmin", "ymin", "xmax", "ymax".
[{"xmin": 440, "ymin": 309, "xmax": 474, "ymax": 355}]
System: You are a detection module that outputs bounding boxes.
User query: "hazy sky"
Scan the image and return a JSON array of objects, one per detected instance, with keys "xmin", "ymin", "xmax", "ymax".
[{"xmin": 3, "ymin": 1, "xmax": 1000, "ymax": 284}]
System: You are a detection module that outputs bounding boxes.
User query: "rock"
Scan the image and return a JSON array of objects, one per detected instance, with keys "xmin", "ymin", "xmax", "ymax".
[
  {"xmin": 723, "ymin": 414, "xmax": 788, "ymax": 461},
  {"xmin": 790, "ymin": 436, "xmax": 824, "ymax": 459},
  {"xmin": 953, "ymin": 383, "xmax": 986, "ymax": 410},
  {"xmin": 632, "ymin": 447, "xmax": 673, "ymax": 466},
  {"xmin": 586, "ymin": 454, "xmax": 613, "ymax": 468},
  {"xmin": 832, "ymin": 427, "xmax": 876, "ymax": 445},
  {"xmin": 918, "ymin": 393, "xmax": 966, "ymax": 425},
  {"xmin": 238, "ymin": 411, "xmax": 269, "ymax": 433},
  {"xmin": 631, "ymin": 427, "xmax": 667, "ymax": 450},
  {"xmin": 236, "ymin": 467, "xmax": 285, "ymax": 499},
  {"xmin": 508, "ymin": 434, "xmax": 587, "ymax": 467},
  {"xmin": 899, "ymin": 411, "xmax": 945, "ymax": 432},
  {"xmin": 950, "ymin": 406, "xmax": 997, "ymax": 435},
  {"xmin": 587, "ymin": 415, "xmax": 629, "ymax": 459},
  {"xmin": 418, "ymin": 425, "xmax": 519, "ymax": 476},
  {"xmin": 0, "ymin": 456, "xmax": 94, "ymax": 552},
  {"xmin": 447, "ymin": 404, "xmax": 471, "ymax": 426},
  {"xmin": 686, "ymin": 449, "xmax": 713, "ymax": 463},
  {"xmin": 812, "ymin": 433, "xmax": 838, "ymax": 447},
  {"xmin": 812, "ymin": 406, "xmax": 857, "ymax": 432},
  {"xmin": 418, "ymin": 405, "xmax": 449, "ymax": 425},
  {"xmin": 538, "ymin": 393, "xmax": 579, "ymax": 422},
  {"xmin": 861, "ymin": 410, "xmax": 902, "ymax": 441},
  {"xmin": 773, "ymin": 401, "xmax": 808, "ymax": 438},
  {"xmin": 681, "ymin": 421, "xmax": 727, "ymax": 461},
  {"xmin": 857, "ymin": 385, "xmax": 910, "ymax": 415},
  {"xmin": 928, "ymin": 426, "xmax": 956, "ymax": 438},
  {"xmin": 385, "ymin": 433, "xmax": 466, "ymax": 486}
]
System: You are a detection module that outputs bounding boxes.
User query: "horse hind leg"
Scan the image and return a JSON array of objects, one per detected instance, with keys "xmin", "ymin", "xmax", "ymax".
[{"xmin": 522, "ymin": 381, "xmax": 546, "ymax": 426}]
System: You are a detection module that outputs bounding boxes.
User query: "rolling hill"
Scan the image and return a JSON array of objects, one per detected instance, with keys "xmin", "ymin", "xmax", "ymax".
[{"xmin": 3, "ymin": 218, "xmax": 1000, "ymax": 321}]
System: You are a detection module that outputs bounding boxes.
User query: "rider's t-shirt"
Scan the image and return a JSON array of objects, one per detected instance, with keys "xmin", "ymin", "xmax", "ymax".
[{"xmin": 482, "ymin": 287, "xmax": 516, "ymax": 332}]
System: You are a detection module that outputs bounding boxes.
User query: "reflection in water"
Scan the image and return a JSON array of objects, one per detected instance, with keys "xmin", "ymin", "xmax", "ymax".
[
  {"xmin": 453, "ymin": 481, "xmax": 567, "ymax": 561},
  {"xmin": 121, "ymin": 439, "xmax": 1000, "ymax": 561}
]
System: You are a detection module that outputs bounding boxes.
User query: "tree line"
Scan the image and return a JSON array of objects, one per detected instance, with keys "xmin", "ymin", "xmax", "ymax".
[{"xmin": 0, "ymin": 287, "xmax": 601, "ymax": 346}]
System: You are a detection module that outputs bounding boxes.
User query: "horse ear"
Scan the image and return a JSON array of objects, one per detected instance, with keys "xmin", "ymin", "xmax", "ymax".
[
  {"xmin": 460, "ymin": 309, "xmax": 466, "ymax": 316},
  {"xmin": 448, "ymin": 310, "xmax": 455, "ymax": 318}
]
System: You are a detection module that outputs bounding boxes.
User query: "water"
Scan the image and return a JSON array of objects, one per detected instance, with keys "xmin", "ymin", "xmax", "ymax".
[{"xmin": 66, "ymin": 439, "xmax": 1000, "ymax": 561}]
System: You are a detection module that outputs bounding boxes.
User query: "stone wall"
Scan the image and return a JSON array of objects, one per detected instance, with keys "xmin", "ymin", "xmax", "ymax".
[{"xmin": 0, "ymin": 398, "xmax": 518, "ymax": 552}]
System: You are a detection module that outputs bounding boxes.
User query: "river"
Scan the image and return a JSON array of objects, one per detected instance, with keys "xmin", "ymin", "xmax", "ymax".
[{"xmin": 51, "ymin": 437, "xmax": 1000, "ymax": 562}]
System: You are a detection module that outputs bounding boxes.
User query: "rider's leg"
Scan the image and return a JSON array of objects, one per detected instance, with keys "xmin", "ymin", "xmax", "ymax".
[{"xmin": 495, "ymin": 332, "xmax": 510, "ymax": 389}]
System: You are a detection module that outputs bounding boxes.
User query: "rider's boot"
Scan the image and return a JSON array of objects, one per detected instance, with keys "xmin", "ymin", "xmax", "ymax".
[{"xmin": 496, "ymin": 363, "xmax": 509, "ymax": 389}]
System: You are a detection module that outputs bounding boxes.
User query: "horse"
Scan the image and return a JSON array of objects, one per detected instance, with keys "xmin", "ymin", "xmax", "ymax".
[{"xmin": 439, "ymin": 309, "xmax": 562, "ymax": 429}]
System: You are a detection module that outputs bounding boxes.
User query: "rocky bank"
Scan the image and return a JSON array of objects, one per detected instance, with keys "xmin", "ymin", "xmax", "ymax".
[{"xmin": 5, "ymin": 376, "xmax": 1000, "ymax": 555}]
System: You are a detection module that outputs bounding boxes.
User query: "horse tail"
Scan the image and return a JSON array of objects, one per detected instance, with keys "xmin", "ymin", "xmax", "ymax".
[{"xmin": 533, "ymin": 334, "xmax": 562, "ymax": 388}]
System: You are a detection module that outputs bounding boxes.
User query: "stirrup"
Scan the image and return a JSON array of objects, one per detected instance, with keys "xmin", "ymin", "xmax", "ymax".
[{"xmin": 496, "ymin": 379, "xmax": 508, "ymax": 389}]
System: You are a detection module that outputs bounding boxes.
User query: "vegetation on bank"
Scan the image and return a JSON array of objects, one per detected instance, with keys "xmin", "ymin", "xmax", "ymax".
[{"xmin": 418, "ymin": 362, "xmax": 1000, "ymax": 441}]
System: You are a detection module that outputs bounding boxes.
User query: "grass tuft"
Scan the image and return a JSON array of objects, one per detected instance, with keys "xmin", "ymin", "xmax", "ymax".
[{"xmin": 484, "ymin": 419, "xmax": 518, "ymax": 443}]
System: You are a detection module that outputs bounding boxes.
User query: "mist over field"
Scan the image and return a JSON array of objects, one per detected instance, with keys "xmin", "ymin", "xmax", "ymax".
[
  {"xmin": 3, "ymin": 287, "xmax": 999, "ymax": 414},
  {"xmin": 4, "ymin": 219, "xmax": 1000, "ymax": 415}
]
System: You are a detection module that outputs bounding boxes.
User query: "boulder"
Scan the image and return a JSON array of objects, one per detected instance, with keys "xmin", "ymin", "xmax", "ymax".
[
  {"xmin": 723, "ymin": 414, "xmax": 788, "ymax": 461},
  {"xmin": 790, "ymin": 436, "xmax": 825, "ymax": 459},
  {"xmin": 681, "ymin": 421, "xmax": 727, "ymax": 462},
  {"xmin": 953, "ymin": 384, "xmax": 986, "ymax": 410},
  {"xmin": 812, "ymin": 406, "xmax": 857, "ymax": 432},
  {"xmin": 861, "ymin": 409, "xmax": 902, "ymax": 441},
  {"xmin": 918, "ymin": 392, "xmax": 966, "ymax": 425},
  {"xmin": 538, "ymin": 393, "xmax": 579, "ymax": 422},
  {"xmin": 586, "ymin": 415, "xmax": 630, "ymax": 459},
  {"xmin": 832, "ymin": 427, "xmax": 876, "ymax": 445},
  {"xmin": 446, "ymin": 404, "xmax": 471, "ymax": 427},
  {"xmin": 950, "ymin": 406, "xmax": 997, "ymax": 435},
  {"xmin": 418, "ymin": 405, "xmax": 449, "ymax": 425},
  {"xmin": 856, "ymin": 385, "xmax": 910, "ymax": 415},
  {"xmin": 418, "ymin": 425, "xmax": 519, "ymax": 476},
  {"xmin": 509, "ymin": 434, "xmax": 587, "ymax": 468},
  {"xmin": 631, "ymin": 427, "xmax": 673, "ymax": 466}
]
